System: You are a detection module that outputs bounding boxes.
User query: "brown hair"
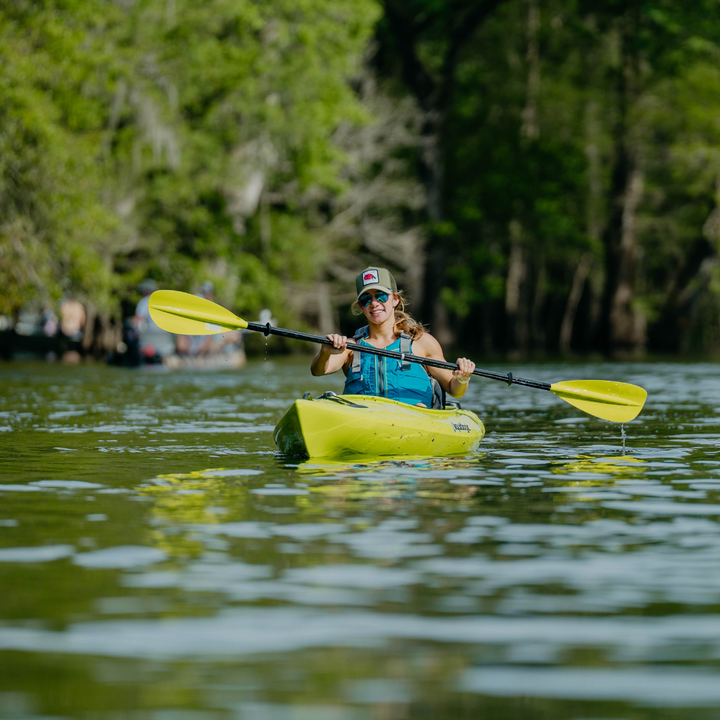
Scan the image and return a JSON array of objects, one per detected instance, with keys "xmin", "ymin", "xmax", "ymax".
[{"xmin": 351, "ymin": 291, "xmax": 426, "ymax": 341}]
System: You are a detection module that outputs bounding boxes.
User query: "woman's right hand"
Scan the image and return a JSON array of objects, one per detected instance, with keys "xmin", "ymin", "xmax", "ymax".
[
  {"xmin": 325, "ymin": 334, "xmax": 348, "ymax": 354},
  {"xmin": 311, "ymin": 334, "xmax": 349, "ymax": 376}
]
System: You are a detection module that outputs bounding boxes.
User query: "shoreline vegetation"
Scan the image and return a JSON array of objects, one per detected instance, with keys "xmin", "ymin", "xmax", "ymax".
[{"xmin": 3, "ymin": 0, "xmax": 720, "ymax": 361}]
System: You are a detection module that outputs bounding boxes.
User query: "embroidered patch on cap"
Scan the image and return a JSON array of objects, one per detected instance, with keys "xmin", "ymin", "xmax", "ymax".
[{"xmin": 362, "ymin": 269, "xmax": 379, "ymax": 286}]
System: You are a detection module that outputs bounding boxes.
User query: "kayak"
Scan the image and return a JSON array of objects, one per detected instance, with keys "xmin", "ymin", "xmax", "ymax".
[{"xmin": 273, "ymin": 393, "xmax": 485, "ymax": 459}]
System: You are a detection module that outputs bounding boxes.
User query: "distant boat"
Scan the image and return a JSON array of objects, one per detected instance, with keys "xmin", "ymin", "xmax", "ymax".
[
  {"xmin": 162, "ymin": 348, "xmax": 246, "ymax": 370},
  {"xmin": 0, "ymin": 310, "xmax": 82, "ymax": 362},
  {"xmin": 111, "ymin": 317, "xmax": 247, "ymax": 370}
]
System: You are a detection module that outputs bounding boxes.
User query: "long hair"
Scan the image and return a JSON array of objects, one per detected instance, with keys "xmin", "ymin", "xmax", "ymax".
[{"xmin": 352, "ymin": 291, "xmax": 426, "ymax": 341}]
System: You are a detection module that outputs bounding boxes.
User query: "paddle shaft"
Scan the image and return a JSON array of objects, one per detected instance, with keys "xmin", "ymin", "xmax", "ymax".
[{"xmin": 245, "ymin": 321, "xmax": 551, "ymax": 391}]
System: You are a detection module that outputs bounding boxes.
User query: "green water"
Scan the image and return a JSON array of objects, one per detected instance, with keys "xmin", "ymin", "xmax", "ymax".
[{"xmin": 1, "ymin": 359, "xmax": 720, "ymax": 719}]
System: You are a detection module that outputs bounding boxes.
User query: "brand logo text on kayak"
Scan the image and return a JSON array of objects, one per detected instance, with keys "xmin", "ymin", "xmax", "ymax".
[{"xmin": 452, "ymin": 423, "xmax": 471, "ymax": 433}]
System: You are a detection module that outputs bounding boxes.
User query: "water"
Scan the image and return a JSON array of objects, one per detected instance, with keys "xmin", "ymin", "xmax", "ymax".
[{"xmin": 1, "ymin": 359, "xmax": 720, "ymax": 718}]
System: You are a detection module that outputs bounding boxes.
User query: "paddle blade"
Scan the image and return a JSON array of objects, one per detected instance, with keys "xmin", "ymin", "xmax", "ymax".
[
  {"xmin": 549, "ymin": 380, "xmax": 647, "ymax": 423},
  {"xmin": 149, "ymin": 290, "xmax": 247, "ymax": 335}
]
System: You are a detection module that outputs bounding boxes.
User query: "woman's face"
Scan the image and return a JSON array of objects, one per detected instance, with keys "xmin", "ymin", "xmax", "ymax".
[{"xmin": 359, "ymin": 290, "xmax": 399, "ymax": 325}]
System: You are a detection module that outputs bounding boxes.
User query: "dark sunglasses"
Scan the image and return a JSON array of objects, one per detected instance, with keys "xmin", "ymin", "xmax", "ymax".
[{"xmin": 358, "ymin": 290, "xmax": 390, "ymax": 307}]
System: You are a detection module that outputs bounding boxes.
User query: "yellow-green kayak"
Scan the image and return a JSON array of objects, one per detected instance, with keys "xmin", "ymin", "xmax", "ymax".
[{"xmin": 273, "ymin": 394, "xmax": 485, "ymax": 459}]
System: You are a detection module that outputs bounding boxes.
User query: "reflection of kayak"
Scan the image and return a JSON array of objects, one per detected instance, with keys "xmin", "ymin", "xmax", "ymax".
[{"xmin": 274, "ymin": 394, "xmax": 485, "ymax": 459}]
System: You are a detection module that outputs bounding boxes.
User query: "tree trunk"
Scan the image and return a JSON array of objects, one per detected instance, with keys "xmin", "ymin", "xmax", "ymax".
[
  {"xmin": 559, "ymin": 253, "xmax": 592, "ymax": 355},
  {"xmin": 520, "ymin": 0, "xmax": 540, "ymax": 141},
  {"xmin": 316, "ymin": 281, "xmax": 336, "ymax": 337},
  {"xmin": 379, "ymin": 0, "xmax": 508, "ymax": 347},
  {"xmin": 559, "ymin": 90, "xmax": 602, "ymax": 355},
  {"xmin": 609, "ymin": 159, "xmax": 645, "ymax": 353},
  {"xmin": 422, "ymin": 110, "xmax": 454, "ymax": 346},
  {"xmin": 601, "ymin": 139, "xmax": 645, "ymax": 355},
  {"xmin": 530, "ymin": 258, "xmax": 546, "ymax": 351},
  {"xmin": 100, "ymin": 312, "xmax": 120, "ymax": 356},
  {"xmin": 260, "ymin": 197, "xmax": 271, "ymax": 262},
  {"xmin": 82, "ymin": 303, "xmax": 96, "ymax": 354},
  {"xmin": 505, "ymin": 0, "xmax": 540, "ymax": 356},
  {"xmin": 599, "ymin": 17, "xmax": 645, "ymax": 357},
  {"xmin": 505, "ymin": 220, "xmax": 529, "ymax": 354},
  {"xmin": 422, "ymin": 112, "xmax": 445, "ymax": 225},
  {"xmin": 584, "ymin": 97, "xmax": 604, "ymax": 247}
]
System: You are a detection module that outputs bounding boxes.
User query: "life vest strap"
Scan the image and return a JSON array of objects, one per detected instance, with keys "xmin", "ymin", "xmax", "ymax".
[
  {"xmin": 352, "ymin": 327, "xmax": 412, "ymax": 374},
  {"xmin": 399, "ymin": 333, "xmax": 411, "ymax": 370},
  {"xmin": 351, "ymin": 325, "xmax": 369, "ymax": 379}
]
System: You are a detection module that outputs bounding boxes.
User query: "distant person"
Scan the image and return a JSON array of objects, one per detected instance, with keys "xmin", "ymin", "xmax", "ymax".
[
  {"xmin": 179, "ymin": 281, "xmax": 242, "ymax": 356},
  {"xmin": 186, "ymin": 281, "xmax": 221, "ymax": 355},
  {"xmin": 258, "ymin": 308, "xmax": 275, "ymax": 327},
  {"xmin": 134, "ymin": 279, "xmax": 159, "ymax": 330},
  {"xmin": 42, "ymin": 308, "xmax": 59, "ymax": 337},
  {"xmin": 59, "ymin": 297, "xmax": 85, "ymax": 340},
  {"xmin": 134, "ymin": 279, "xmax": 175, "ymax": 360}
]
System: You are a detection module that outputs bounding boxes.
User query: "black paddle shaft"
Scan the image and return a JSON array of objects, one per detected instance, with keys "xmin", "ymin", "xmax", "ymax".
[{"xmin": 245, "ymin": 321, "xmax": 551, "ymax": 391}]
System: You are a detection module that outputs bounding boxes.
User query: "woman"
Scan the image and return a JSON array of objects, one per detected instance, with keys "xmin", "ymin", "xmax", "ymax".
[{"xmin": 311, "ymin": 267, "xmax": 475, "ymax": 407}]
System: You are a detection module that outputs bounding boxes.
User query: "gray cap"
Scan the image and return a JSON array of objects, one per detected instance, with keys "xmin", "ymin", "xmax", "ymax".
[
  {"xmin": 355, "ymin": 267, "xmax": 397, "ymax": 296},
  {"xmin": 138, "ymin": 279, "xmax": 158, "ymax": 294}
]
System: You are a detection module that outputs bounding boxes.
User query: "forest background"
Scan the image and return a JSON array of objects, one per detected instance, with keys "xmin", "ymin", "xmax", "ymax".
[{"xmin": 3, "ymin": 0, "xmax": 720, "ymax": 359}]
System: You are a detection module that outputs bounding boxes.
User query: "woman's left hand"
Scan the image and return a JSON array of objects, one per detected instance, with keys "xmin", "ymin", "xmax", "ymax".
[{"xmin": 453, "ymin": 357, "xmax": 475, "ymax": 384}]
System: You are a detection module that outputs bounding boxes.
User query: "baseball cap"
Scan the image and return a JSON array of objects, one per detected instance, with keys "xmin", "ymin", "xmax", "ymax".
[
  {"xmin": 355, "ymin": 267, "xmax": 397, "ymax": 297},
  {"xmin": 138, "ymin": 279, "xmax": 158, "ymax": 294}
]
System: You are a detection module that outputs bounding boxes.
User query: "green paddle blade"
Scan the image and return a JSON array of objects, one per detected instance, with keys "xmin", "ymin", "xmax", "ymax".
[
  {"xmin": 549, "ymin": 380, "xmax": 647, "ymax": 423},
  {"xmin": 149, "ymin": 290, "xmax": 248, "ymax": 335}
]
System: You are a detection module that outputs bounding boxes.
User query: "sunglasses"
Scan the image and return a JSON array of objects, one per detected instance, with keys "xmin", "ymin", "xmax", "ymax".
[{"xmin": 358, "ymin": 290, "xmax": 390, "ymax": 307}]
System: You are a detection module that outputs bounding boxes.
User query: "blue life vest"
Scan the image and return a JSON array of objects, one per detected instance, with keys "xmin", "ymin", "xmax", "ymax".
[{"xmin": 343, "ymin": 326, "xmax": 434, "ymax": 407}]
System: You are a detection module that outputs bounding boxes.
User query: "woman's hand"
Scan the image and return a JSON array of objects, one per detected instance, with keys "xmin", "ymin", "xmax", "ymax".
[
  {"xmin": 411, "ymin": 333, "xmax": 474, "ymax": 397},
  {"xmin": 325, "ymin": 334, "xmax": 348, "ymax": 354},
  {"xmin": 311, "ymin": 334, "xmax": 349, "ymax": 376},
  {"xmin": 453, "ymin": 357, "xmax": 475, "ymax": 384}
]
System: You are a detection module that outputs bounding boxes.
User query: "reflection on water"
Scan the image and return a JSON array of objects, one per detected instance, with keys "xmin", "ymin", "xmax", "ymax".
[{"xmin": 3, "ymin": 360, "xmax": 720, "ymax": 717}]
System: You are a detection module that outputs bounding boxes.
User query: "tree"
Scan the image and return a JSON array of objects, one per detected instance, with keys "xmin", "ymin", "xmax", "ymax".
[
  {"xmin": 580, "ymin": 0, "xmax": 720, "ymax": 356},
  {"xmin": 0, "ymin": 0, "xmax": 120, "ymax": 318},
  {"xmin": 0, "ymin": 0, "xmax": 382, "ymax": 347},
  {"xmin": 374, "ymin": 0, "xmax": 510, "ymax": 343}
]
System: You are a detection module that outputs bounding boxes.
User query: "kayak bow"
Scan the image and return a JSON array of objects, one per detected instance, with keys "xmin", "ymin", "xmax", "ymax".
[{"xmin": 274, "ymin": 394, "xmax": 485, "ymax": 459}]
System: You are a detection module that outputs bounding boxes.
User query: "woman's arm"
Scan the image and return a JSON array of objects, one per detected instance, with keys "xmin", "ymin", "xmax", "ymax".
[
  {"xmin": 413, "ymin": 333, "xmax": 475, "ymax": 398},
  {"xmin": 310, "ymin": 334, "xmax": 352, "ymax": 376}
]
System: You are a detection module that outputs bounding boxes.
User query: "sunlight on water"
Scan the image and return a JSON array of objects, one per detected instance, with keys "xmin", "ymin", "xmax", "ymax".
[{"xmin": 2, "ymin": 360, "xmax": 720, "ymax": 718}]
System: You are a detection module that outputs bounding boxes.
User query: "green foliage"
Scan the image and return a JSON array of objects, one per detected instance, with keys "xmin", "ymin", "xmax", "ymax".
[
  {"xmin": 105, "ymin": 0, "xmax": 380, "ymax": 320},
  {"xmin": 0, "ymin": 0, "xmax": 379, "ymax": 326},
  {"xmin": 377, "ymin": 0, "xmax": 720, "ymax": 355},
  {"xmin": 8, "ymin": 0, "xmax": 720, "ymax": 357},
  {"xmin": 0, "ymin": 0, "xmax": 119, "ymax": 314},
  {"xmin": 437, "ymin": 0, "xmax": 591, "ymax": 328}
]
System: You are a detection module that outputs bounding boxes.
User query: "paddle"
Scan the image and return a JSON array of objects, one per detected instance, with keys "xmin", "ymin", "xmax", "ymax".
[{"xmin": 149, "ymin": 289, "xmax": 647, "ymax": 423}]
